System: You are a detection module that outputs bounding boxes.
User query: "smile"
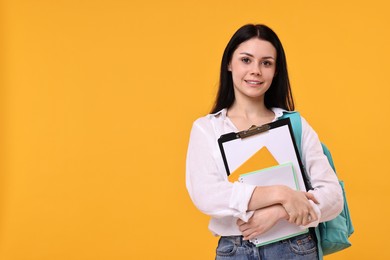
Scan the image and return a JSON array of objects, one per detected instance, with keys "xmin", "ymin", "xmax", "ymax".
[{"xmin": 245, "ymin": 80, "xmax": 263, "ymax": 85}]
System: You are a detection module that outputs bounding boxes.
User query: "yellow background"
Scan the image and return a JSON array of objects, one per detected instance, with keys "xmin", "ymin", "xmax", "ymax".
[{"xmin": 1, "ymin": 0, "xmax": 389, "ymax": 259}]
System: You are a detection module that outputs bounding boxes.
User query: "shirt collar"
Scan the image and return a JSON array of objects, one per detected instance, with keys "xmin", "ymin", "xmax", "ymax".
[
  {"xmin": 207, "ymin": 108, "xmax": 227, "ymax": 119},
  {"xmin": 209, "ymin": 107, "xmax": 287, "ymax": 120},
  {"xmin": 271, "ymin": 107, "xmax": 286, "ymax": 119}
]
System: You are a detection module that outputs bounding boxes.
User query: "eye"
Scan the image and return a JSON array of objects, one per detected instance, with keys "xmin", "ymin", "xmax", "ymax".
[
  {"xmin": 241, "ymin": 57, "xmax": 251, "ymax": 64},
  {"xmin": 262, "ymin": 60, "xmax": 273, "ymax": 67}
]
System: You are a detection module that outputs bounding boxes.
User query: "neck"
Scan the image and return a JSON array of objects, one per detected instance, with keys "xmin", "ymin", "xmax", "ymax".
[
  {"xmin": 228, "ymin": 96, "xmax": 269, "ymax": 119},
  {"xmin": 226, "ymin": 96, "xmax": 275, "ymax": 130}
]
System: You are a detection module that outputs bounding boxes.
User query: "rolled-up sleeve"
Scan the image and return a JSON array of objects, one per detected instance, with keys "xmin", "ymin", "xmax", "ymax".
[{"xmin": 186, "ymin": 119, "xmax": 255, "ymax": 221}]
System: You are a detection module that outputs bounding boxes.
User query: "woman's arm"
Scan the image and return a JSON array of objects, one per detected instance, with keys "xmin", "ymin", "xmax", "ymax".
[
  {"xmin": 248, "ymin": 185, "xmax": 318, "ymax": 226},
  {"xmin": 239, "ymin": 193, "xmax": 319, "ymax": 240},
  {"xmin": 300, "ymin": 116, "xmax": 344, "ymax": 224},
  {"xmin": 237, "ymin": 204, "xmax": 288, "ymax": 240},
  {"xmin": 186, "ymin": 118, "xmax": 256, "ymax": 221}
]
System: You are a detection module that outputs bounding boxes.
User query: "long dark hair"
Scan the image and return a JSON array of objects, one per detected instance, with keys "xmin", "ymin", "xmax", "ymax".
[{"xmin": 211, "ymin": 24, "xmax": 295, "ymax": 113}]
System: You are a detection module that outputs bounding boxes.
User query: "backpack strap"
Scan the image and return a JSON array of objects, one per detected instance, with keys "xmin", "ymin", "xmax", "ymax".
[
  {"xmin": 279, "ymin": 111, "xmax": 313, "ymax": 189},
  {"xmin": 321, "ymin": 143, "xmax": 336, "ymax": 172},
  {"xmin": 279, "ymin": 111, "xmax": 303, "ymax": 156},
  {"xmin": 280, "ymin": 111, "xmax": 337, "ymax": 173}
]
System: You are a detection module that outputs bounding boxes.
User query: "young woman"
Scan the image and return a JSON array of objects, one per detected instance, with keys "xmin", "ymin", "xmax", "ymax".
[{"xmin": 186, "ymin": 24, "xmax": 343, "ymax": 259}]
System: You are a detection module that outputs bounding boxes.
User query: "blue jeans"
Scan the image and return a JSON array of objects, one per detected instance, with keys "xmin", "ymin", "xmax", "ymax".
[{"xmin": 216, "ymin": 233, "xmax": 318, "ymax": 260}]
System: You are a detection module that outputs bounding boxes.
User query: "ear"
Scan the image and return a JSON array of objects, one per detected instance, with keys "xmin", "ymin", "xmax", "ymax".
[{"xmin": 227, "ymin": 63, "xmax": 232, "ymax": 71}]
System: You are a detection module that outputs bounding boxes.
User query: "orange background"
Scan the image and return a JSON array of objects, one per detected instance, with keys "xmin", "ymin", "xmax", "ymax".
[{"xmin": 1, "ymin": 0, "xmax": 390, "ymax": 259}]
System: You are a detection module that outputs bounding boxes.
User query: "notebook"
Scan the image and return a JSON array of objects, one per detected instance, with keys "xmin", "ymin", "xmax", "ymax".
[{"xmin": 239, "ymin": 163, "xmax": 308, "ymax": 246}]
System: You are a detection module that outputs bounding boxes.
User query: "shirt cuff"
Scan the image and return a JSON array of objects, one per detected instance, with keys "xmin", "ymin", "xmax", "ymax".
[{"xmin": 229, "ymin": 182, "xmax": 256, "ymax": 222}]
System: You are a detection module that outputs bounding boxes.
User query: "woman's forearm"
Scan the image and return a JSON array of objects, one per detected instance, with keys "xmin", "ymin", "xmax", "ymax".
[
  {"xmin": 247, "ymin": 185, "xmax": 287, "ymax": 211},
  {"xmin": 248, "ymin": 185, "xmax": 318, "ymax": 226}
]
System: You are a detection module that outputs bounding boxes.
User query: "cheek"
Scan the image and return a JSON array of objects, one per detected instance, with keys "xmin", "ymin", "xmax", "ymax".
[
  {"xmin": 231, "ymin": 71, "xmax": 244, "ymax": 84},
  {"xmin": 231, "ymin": 66, "xmax": 245, "ymax": 77},
  {"xmin": 267, "ymin": 68, "xmax": 277, "ymax": 79}
]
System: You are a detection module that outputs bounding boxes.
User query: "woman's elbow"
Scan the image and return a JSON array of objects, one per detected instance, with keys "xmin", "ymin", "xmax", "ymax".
[
  {"xmin": 322, "ymin": 188, "xmax": 344, "ymax": 222},
  {"xmin": 334, "ymin": 182, "xmax": 344, "ymax": 216},
  {"xmin": 188, "ymin": 190, "xmax": 230, "ymax": 218},
  {"xmin": 335, "ymin": 192, "xmax": 344, "ymax": 216},
  {"xmin": 192, "ymin": 197, "xmax": 224, "ymax": 217}
]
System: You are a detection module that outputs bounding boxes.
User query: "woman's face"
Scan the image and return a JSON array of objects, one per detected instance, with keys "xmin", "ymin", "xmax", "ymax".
[{"xmin": 228, "ymin": 38, "xmax": 277, "ymax": 102}]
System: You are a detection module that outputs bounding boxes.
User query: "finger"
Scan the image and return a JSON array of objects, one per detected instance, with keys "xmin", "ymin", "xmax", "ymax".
[
  {"xmin": 242, "ymin": 228, "xmax": 254, "ymax": 239},
  {"xmin": 301, "ymin": 217, "xmax": 308, "ymax": 226},
  {"xmin": 244, "ymin": 230, "xmax": 258, "ymax": 241},
  {"xmin": 300, "ymin": 208, "xmax": 316, "ymax": 226},
  {"xmin": 302, "ymin": 213, "xmax": 311, "ymax": 226},
  {"xmin": 309, "ymin": 210, "xmax": 318, "ymax": 222},
  {"xmin": 245, "ymin": 232, "xmax": 256, "ymax": 241},
  {"xmin": 236, "ymin": 219, "xmax": 245, "ymax": 226},
  {"xmin": 245, "ymin": 226, "xmax": 268, "ymax": 240},
  {"xmin": 239, "ymin": 222, "xmax": 253, "ymax": 233},
  {"xmin": 288, "ymin": 213, "xmax": 297, "ymax": 224},
  {"xmin": 296, "ymin": 208, "xmax": 310, "ymax": 226},
  {"xmin": 305, "ymin": 192, "xmax": 319, "ymax": 204},
  {"xmin": 295, "ymin": 213, "xmax": 304, "ymax": 226}
]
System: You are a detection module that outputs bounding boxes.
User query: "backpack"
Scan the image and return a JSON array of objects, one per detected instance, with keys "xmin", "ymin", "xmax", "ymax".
[{"xmin": 280, "ymin": 112, "xmax": 354, "ymax": 256}]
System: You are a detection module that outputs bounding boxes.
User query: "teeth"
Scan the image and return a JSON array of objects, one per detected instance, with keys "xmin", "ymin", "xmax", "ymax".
[{"xmin": 246, "ymin": 81, "xmax": 262, "ymax": 85}]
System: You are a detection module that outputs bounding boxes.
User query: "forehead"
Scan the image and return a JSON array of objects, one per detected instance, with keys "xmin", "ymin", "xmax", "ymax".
[{"xmin": 234, "ymin": 38, "xmax": 276, "ymax": 58}]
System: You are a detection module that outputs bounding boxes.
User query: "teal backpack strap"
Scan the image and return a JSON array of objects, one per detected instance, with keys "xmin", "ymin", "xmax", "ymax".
[
  {"xmin": 279, "ymin": 111, "xmax": 303, "ymax": 155},
  {"xmin": 321, "ymin": 143, "xmax": 335, "ymax": 171}
]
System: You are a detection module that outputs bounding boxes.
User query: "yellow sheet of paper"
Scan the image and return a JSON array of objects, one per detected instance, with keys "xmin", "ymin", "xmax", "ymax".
[{"xmin": 228, "ymin": 146, "xmax": 278, "ymax": 182}]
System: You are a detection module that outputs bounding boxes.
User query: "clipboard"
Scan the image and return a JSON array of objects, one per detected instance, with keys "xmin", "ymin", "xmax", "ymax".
[
  {"xmin": 218, "ymin": 118, "xmax": 311, "ymax": 191},
  {"xmin": 217, "ymin": 118, "xmax": 312, "ymax": 246}
]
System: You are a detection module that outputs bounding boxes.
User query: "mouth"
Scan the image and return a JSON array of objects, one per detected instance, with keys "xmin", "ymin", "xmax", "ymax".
[{"xmin": 245, "ymin": 80, "xmax": 263, "ymax": 85}]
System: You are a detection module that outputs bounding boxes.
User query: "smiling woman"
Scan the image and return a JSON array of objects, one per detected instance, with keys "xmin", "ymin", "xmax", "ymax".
[
  {"xmin": 185, "ymin": 24, "xmax": 343, "ymax": 260},
  {"xmin": 227, "ymin": 38, "xmax": 277, "ymax": 129}
]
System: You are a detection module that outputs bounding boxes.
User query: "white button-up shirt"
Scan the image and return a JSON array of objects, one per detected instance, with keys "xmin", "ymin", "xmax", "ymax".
[{"xmin": 186, "ymin": 108, "xmax": 343, "ymax": 236}]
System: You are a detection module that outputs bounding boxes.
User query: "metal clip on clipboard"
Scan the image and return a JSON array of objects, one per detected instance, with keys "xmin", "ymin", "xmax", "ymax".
[{"xmin": 236, "ymin": 124, "xmax": 271, "ymax": 139}]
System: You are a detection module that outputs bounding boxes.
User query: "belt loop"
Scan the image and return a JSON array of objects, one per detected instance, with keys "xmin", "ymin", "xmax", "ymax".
[{"xmin": 236, "ymin": 235, "xmax": 244, "ymax": 246}]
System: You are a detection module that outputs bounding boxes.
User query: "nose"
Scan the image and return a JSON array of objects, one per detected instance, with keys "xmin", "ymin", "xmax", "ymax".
[{"xmin": 250, "ymin": 63, "xmax": 262, "ymax": 75}]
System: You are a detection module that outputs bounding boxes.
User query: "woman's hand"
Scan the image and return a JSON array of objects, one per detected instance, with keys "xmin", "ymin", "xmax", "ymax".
[
  {"xmin": 237, "ymin": 205, "xmax": 286, "ymax": 240},
  {"xmin": 280, "ymin": 187, "xmax": 319, "ymax": 226}
]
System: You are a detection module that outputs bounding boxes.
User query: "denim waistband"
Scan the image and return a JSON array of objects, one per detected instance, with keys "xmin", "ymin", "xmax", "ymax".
[
  {"xmin": 220, "ymin": 235, "xmax": 246, "ymax": 246},
  {"xmin": 220, "ymin": 232, "xmax": 315, "ymax": 247}
]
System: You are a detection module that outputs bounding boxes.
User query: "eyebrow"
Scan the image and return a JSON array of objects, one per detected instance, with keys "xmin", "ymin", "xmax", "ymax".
[{"xmin": 239, "ymin": 52, "xmax": 275, "ymax": 60}]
